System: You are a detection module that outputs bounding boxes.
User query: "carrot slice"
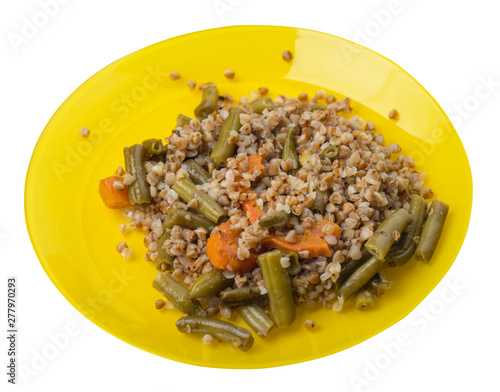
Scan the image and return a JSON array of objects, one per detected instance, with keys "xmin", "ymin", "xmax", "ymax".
[
  {"xmin": 99, "ymin": 176, "xmax": 130, "ymax": 209},
  {"xmin": 246, "ymin": 155, "xmax": 265, "ymax": 175},
  {"xmin": 242, "ymin": 200, "xmax": 264, "ymax": 225},
  {"xmin": 206, "ymin": 221, "xmax": 258, "ymax": 274},
  {"xmin": 261, "ymin": 220, "xmax": 341, "ymax": 258}
]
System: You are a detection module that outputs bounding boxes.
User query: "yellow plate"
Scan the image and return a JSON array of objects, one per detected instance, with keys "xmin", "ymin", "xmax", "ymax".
[{"xmin": 25, "ymin": 26, "xmax": 472, "ymax": 368}]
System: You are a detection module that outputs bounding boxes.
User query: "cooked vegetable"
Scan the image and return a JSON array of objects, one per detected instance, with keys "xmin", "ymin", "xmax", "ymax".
[
  {"xmin": 258, "ymin": 250, "xmax": 296, "ymax": 328},
  {"xmin": 99, "ymin": 176, "xmax": 130, "ymax": 209},
  {"xmin": 355, "ymin": 288, "xmax": 375, "ymax": 311},
  {"xmin": 312, "ymin": 190, "xmax": 328, "ymax": 214},
  {"xmin": 152, "ymin": 273, "xmax": 206, "ymax": 317},
  {"xmin": 210, "ymin": 105, "xmax": 244, "ymax": 166},
  {"xmin": 415, "ymin": 199, "xmax": 449, "ymax": 263},
  {"xmin": 258, "ymin": 210, "xmax": 290, "ymax": 229},
  {"xmin": 164, "ymin": 208, "xmax": 215, "ymax": 231},
  {"xmin": 310, "ymin": 104, "xmax": 327, "ymax": 111},
  {"xmin": 194, "ymin": 83, "xmax": 219, "ymax": 120},
  {"xmin": 242, "ymin": 199, "xmax": 264, "ymax": 224},
  {"xmin": 176, "ymin": 316, "xmax": 254, "ymax": 351},
  {"xmin": 281, "ymin": 251, "xmax": 301, "ymax": 276},
  {"xmin": 176, "ymin": 114, "xmax": 192, "ymax": 128},
  {"xmin": 247, "ymin": 97, "xmax": 275, "ymax": 113},
  {"xmin": 155, "ymin": 230, "xmax": 174, "ymax": 272},
  {"xmin": 364, "ymin": 209, "xmax": 412, "ymax": 260},
  {"xmin": 123, "ymin": 144, "xmax": 151, "ymax": 205},
  {"xmin": 172, "ymin": 177, "xmax": 226, "ymax": 223},
  {"xmin": 282, "ymin": 128, "xmax": 300, "ymax": 175},
  {"xmin": 245, "ymin": 155, "xmax": 265, "ymax": 176},
  {"xmin": 334, "ymin": 248, "xmax": 372, "ymax": 292},
  {"xmin": 142, "ymin": 138, "xmax": 163, "ymax": 155},
  {"xmin": 262, "ymin": 220, "xmax": 339, "ymax": 258},
  {"xmin": 206, "ymin": 221, "xmax": 258, "ymax": 274},
  {"xmin": 319, "ymin": 145, "xmax": 339, "ymax": 161},
  {"xmin": 387, "ymin": 195, "xmax": 427, "ymax": 267},
  {"xmin": 238, "ymin": 304, "xmax": 275, "ymax": 337},
  {"xmin": 189, "ymin": 269, "xmax": 234, "ymax": 299},
  {"xmin": 367, "ymin": 273, "xmax": 392, "ymax": 298},
  {"xmin": 337, "ymin": 256, "xmax": 384, "ymax": 303},
  {"xmin": 219, "ymin": 286, "xmax": 262, "ymax": 304},
  {"xmin": 181, "ymin": 159, "xmax": 211, "ymax": 185}
]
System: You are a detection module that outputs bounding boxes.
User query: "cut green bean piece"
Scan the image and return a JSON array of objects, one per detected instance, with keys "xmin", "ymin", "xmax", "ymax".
[
  {"xmin": 172, "ymin": 177, "xmax": 226, "ymax": 223},
  {"xmin": 155, "ymin": 230, "xmax": 174, "ymax": 271},
  {"xmin": 181, "ymin": 159, "xmax": 210, "ymax": 185},
  {"xmin": 194, "ymin": 83, "xmax": 219, "ymax": 120},
  {"xmin": 238, "ymin": 304, "xmax": 275, "ymax": 338},
  {"xmin": 123, "ymin": 144, "xmax": 151, "ymax": 205},
  {"xmin": 312, "ymin": 190, "xmax": 328, "ymax": 214},
  {"xmin": 164, "ymin": 208, "xmax": 215, "ymax": 231},
  {"xmin": 364, "ymin": 209, "xmax": 412, "ymax": 260},
  {"xmin": 334, "ymin": 248, "xmax": 372, "ymax": 292},
  {"xmin": 189, "ymin": 269, "xmax": 234, "ymax": 299},
  {"xmin": 210, "ymin": 105, "xmax": 244, "ymax": 166},
  {"xmin": 152, "ymin": 273, "xmax": 206, "ymax": 317},
  {"xmin": 282, "ymin": 251, "xmax": 301, "ymax": 276},
  {"xmin": 387, "ymin": 195, "xmax": 427, "ymax": 267},
  {"xmin": 219, "ymin": 286, "xmax": 262, "ymax": 304},
  {"xmin": 259, "ymin": 250, "xmax": 296, "ymax": 328},
  {"xmin": 355, "ymin": 288, "xmax": 375, "ymax": 311},
  {"xmin": 310, "ymin": 104, "xmax": 327, "ymax": 111},
  {"xmin": 319, "ymin": 145, "xmax": 339, "ymax": 161},
  {"xmin": 338, "ymin": 256, "xmax": 384, "ymax": 302},
  {"xmin": 142, "ymin": 138, "xmax": 163, "ymax": 155},
  {"xmin": 367, "ymin": 273, "xmax": 392, "ymax": 298},
  {"xmin": 282, "ymin": 128, "xmax": 300, "ymax": 176},
  {"xmin": 176, "ymin": 316, "xmax": 254, "ymax": 351},
  {"xmin": 176, "ymin": 114, "xmax": 192, "ymax": 128},
  {"xmin": 248, "ymin": 97, "xmax": 275, "ymax": 113},
  {"xmin": 258, "ymin": 210, "xmax": 290, "ymax": 229},
  {"xmin": 415, "ymin": 199, "xmax": 449, "ymax": 263}
]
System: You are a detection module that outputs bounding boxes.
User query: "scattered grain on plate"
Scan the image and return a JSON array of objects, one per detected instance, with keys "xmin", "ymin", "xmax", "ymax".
[
  {"xmin": 305, "ymin": 320, "xmax": 317, "ymax": 330},
  {"xmin": 170, "ymin": 71, "xmax": 181, "ymax": 80},
  {"xmin": 223, "ymin": 70, "xmax": 235, "ymax": 80},
  {"xmin": 113, "ymin": 181, "xmax": 126, "ymax": 192},
  {"xmin": 187, "ymin": 80, "xmax": 196, "ymax": 90},
  {"xmin": 79, "ymin": 127, "xmax": 90, "ymax": 137},
  {"xmin": 422, "ymin": 188, "xmax": 434, "ymax": 199},
  {"xmin": 123, "ymin": 173, "xmax": 135, "ymax": 186},
  {"xmin": 116, "ymin": 166, "xmax": 125, "ymax": 176},
  {"xmin": 282, "ymin": 50, "xmax": 293, "ymax": 62},
  {"xmin": 392, "ymin": 230, "xmax": 401, "ymax": 241},
  {"xmin": 202, "ymin": 334, "xmax": 216, "ymax": 345},
  {"xmin": 388, "ymin": 109, "xmax": 399, "ymax": 119},
  {"xmin": 155, "ymin": 299, "xmax": 166, "ymax": 309},
  {"xmin": 258, "ymin": 87, "xmax": 269, "ymax": 96},
  {"xmin": 280, "ymin": 256, "xmax": 291, "ymax": 268}
]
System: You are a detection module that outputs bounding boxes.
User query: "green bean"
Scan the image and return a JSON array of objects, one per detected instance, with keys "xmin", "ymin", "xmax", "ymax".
[
  {"xmin": 282, "ymin": 128, "xmax": 300, "ymax": 176},
  {"xmin": 210, "ymin": 105, "xmax": 244, "ymax": 166},
  {"xmin": 333, "ymin": 248, "xmax": 372, "ymax": 292},
  {"xmin": 415, "ymin": 199, "xmax": 449, "ymax": 263},
  {"xmin": 258, "ymin": 210, "xmax": 290, "ymax": 229},
  {"xmin": 155, "ymin": 230, "xmax": 174, "ymax": 271},
  {"xmin": 312, "ymin": 190, "xmax": 328, "ymax": 214},
  {"xmin": 152, "ymin": 273, "xmax": 206, "ymax": 317},
  {"xmin": 319, "ymin": 145, "xmax": 339, "ymax": 161},
  {"xmin": 176, "ymin": 114, "xmax": 192, "ymax": 128},
  {"xmin": 282, "ymin": 251, "xmax": 301, "ymax": 276},
  {"xmin": 387, "ymin": 195, "xmax": 427, "ymax": 267},
  {"xmin": 258, "ymin": 250, "xmax": 296, "ymax": 328},
  {"xmin": 367, "ymin": 273, "xmax": 392, "ymax": 298},
  {"xmin": 142, "ymin": 138, "xmax": 163, "ymax": 155},
  {"xmin": 123, "ymin": 144, "xmax": 151, "ymax": 205},
  {"xmin": 355, "ymin": 288, "xmax": 375, "ymax": 311},
  {"xmin": 181, "ymin": 159, "xmax": 210, "ymax": 185},
  {"xmin": 189, "ymin": 269, "xmax": 234, "ymax": 299},
  {"xmin": 338, "ymin": 256, "xmax": 384, "ymax": 302},
  {"xmin": 310, "ymin": 104, "xmax": 327, "ymax": 111},
  {"xmin": 247, "ymin": 97, "xmax": 275, "ymax": 113},
  {"xmin": 176, "ymin": 316, "xmax": 254, "ymax": 351},
  {"xmin": 364, "ymin": 209, "xmax": 413, "ymax": 260},
  {"xmin": 164, "ymin": 208, "xmax": 215, "ymax": 231},
  {"xmin": 194, "ymin": 83, "xmax": 219, "ymax": 120},
  {"xmin": 172, "ymin": 177, "xmax": 226, "ymax": 223},
  {"xmin": 238, "ymin": 304, "xmax": 275, "ymax": 338},
  {"xmin": 219, "ymin": 286, "xmax": 262, "ymax": 304}
]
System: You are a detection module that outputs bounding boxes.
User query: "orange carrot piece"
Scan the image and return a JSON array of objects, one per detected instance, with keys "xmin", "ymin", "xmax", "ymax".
[
  {"xmin": 246, "ymin": 155, "xmax": 265, "ymax": 175},
  {"xmin": 206, "ymin": 221, "xmax": 258, "ymax": 274},
  {"xmin": 261, "ymin": 220, "xmax": 341, "ymax": 258},
  {"xmin": 99, "ymin": 176, "xmax": 130, "ymax": 209},
  {"xmin": 242, "ymin": 200, "xmax": 264, "ymax": 224}
]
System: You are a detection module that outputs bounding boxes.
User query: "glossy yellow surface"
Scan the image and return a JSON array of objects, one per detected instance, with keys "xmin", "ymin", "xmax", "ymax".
[{"xmin": 25, "ymin": 26, "xmax": 472, "ymax": 368}]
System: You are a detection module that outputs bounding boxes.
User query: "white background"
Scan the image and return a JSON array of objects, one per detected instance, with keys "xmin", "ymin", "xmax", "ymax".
[{"xmin": 1, "ymin": 0, "xmax": 499, "ymax": 391}]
